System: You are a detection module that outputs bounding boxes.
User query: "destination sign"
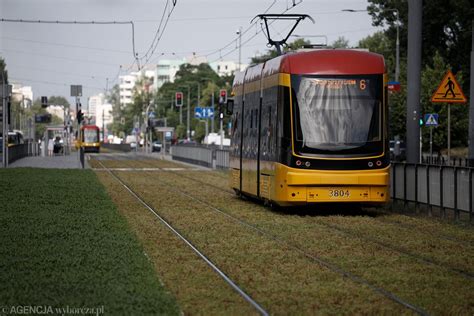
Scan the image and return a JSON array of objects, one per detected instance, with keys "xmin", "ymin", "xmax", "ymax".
[{"xmin": 309, "ymin": 79, "xmax": 368, "ymax": 91}]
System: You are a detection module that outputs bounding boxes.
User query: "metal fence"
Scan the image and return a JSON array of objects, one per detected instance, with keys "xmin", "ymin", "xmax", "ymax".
[
  {"xmin": 170, "ymin": 145, "xmax": 229, "ymax": 169},
  {"xmin": 8, "ymin": 142, "xmax": 40, "ymax": 163},
  {"xmin": 170, "ymin": 145, "xmax": 473, "ymax": 220},
  {"xmin": 421, "ymin": 155, "xmax": 471, "ymax": 167},
  {"xmin": 102, "ymin": 143, "xmax": 132, "ymax": 152},
  {"xmin": 391, "ymin": 162, "xmax": 472, "ymax": 220}
]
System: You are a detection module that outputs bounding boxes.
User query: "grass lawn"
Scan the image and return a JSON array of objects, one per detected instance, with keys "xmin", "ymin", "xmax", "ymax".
[{"xmin": 0, "ymin": 168, "xmax": 179, "ymax": 315}]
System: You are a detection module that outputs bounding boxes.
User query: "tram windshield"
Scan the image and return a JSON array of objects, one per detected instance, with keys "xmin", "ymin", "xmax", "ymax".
[
  {"xmin": 83, "ymin": 128, "xmax": 99, "ymax": 143},
  {"xmin": 293, "ymin": 75, "xmax": 382, "ymax": 155}
]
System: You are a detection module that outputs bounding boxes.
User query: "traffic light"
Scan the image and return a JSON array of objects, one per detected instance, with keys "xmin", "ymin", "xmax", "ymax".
[
  {"xmin": 175, "ymin": 92, "xmax": 183, "ymax": 107},
  {"xmin": 77, "ymin": 109, "xmax": 84, "ymax": 124},
  {"xmin": 219, "ymin": 89, "xmax": 227, "ymax": 104},
  {"xmin": 41, "ymin": 96, "xmax": 48, "ymax": 108},
  {"xmin": 419, "ymin": 118, "xmax": 424, "ymax": 127}
]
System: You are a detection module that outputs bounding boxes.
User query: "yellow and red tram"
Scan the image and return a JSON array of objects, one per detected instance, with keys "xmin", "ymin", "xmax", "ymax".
[
  {"xmin": 76, "ymin": 124, "xmax": 101, "ymax": 153},
  {"xmin": 229, "ymin": 49, "xmax": 389, "ymax": 207}
]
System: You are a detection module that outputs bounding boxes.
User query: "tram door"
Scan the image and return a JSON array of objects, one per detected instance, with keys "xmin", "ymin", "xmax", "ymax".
[{"xmin": 241, "ymin": 72, "xmax": 263, "ymax": 197}]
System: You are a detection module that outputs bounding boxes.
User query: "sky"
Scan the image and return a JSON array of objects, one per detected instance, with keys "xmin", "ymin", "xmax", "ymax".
[{"xmin": 0, "ymin": 0, "xmax": 384, "ymax": 104}]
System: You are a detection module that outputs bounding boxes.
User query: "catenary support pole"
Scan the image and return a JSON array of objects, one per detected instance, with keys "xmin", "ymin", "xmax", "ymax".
[
  {"xmin": 406, "ymin": 0, "xmax": 422, "ymax": 163},
  {"xmin": 468, "ymin": 20, "xmax": 474, "ymax": 167}
]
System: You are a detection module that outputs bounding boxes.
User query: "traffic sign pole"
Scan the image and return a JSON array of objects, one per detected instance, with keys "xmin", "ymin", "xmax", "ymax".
[
  {"xmin": 430, "ymin": 126, "xmax": 433, "ymax": 162},
  {"xmin": 448, "ymin": 104, "xmax": 451, "ymax": 165}
]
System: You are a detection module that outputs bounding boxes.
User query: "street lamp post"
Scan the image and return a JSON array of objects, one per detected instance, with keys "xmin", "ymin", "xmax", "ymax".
[
  {"xmin": 342, "ymin": 8, "xmax": 400, "ymax": 82},
  {"xmin": 237, "ymin": 27, "xmax": 242, "ymax": 71}
]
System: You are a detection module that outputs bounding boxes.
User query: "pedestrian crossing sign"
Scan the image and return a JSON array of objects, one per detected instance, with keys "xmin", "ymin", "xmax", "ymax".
[
  {"xmin": 431, "ymin": 70, "xmax": 467, "ymax": 103},
  {"xmin": 424, "ymin": 113, "xmax": 439, "ymax": 127}
]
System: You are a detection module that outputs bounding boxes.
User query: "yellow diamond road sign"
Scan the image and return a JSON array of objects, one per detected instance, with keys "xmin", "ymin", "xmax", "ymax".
[{"xmin": 431, "ymin": 70, "xmax": 467, "ymax": 103}]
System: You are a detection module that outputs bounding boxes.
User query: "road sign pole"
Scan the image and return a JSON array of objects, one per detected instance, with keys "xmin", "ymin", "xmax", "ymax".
[
  {"xmin": 448, "ymin": 103, "xmax": 451, "ymax": 165},
  {"xmin": 430, "ymin": 126, "xmax": 433, "ymax": 163},
  {"xmin": 420, "ymin": 126, "xmax": 422, "ymax": 163}
]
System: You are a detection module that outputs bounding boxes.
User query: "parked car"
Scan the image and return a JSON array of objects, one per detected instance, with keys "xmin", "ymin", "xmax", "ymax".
[{"xmin": 152, "ymin": 140, "xmax": 162, "ymax": 152}]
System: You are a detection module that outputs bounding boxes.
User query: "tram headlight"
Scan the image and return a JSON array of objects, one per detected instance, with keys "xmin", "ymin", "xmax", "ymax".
[
  {"xmin": 305, "ymin": 161, "xmax": 311, "ymax": 167},
  {"xmin": 376, "ymin": 160, "xmax": 382, "ymax": 167},
  {"xmin": 296, "ymin": 160, "xmax": 302, "ymax": 166},
  {"xmin": 368, "ymin": 162, "xmax": 374, "ymax": 167}
]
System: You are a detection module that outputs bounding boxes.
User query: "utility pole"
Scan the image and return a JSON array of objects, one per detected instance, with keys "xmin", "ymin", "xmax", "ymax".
[
  {"xmin": 1, "ymin": 75, "xmax": 11, "ymax": 168},
  {"xmin": 469, "ymin": 20, "xmax": 474, "ymax": 167},
  {"xmin": 237, "ymin": 27, "xmax": 242, "ymax": 71},
  {"xmin": 187, "ymin": 85, "xmax": 190, "ymax": 140},
  {"xmin": 406, "ymin": 0, "xmax": 422, "ymax": 163},
  {"xmin": 211, "ymin": 89, "xmax": 215, "ymax": 133},
  {"xmin": 102, "ymin": 108, "xmax": 105, "ymax": 142}
]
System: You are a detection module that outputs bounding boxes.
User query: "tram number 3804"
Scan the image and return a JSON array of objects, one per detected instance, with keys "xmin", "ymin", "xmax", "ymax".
[{"xmin": 328, "ymin": 189, "xmax": 351, "ymax": 198}]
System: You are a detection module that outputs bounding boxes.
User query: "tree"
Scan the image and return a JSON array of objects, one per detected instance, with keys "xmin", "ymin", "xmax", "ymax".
[
  {"xmin": 153, "ymin": 63, "xmax": 231, "ymax": 141},
  {"xmin": 367, "ymin": 0, "xmax": 472, "ymax": 93},
  {"xmin": 106, "ymin": 84, "xmax": 125, "ymax": 138},
  {"xmin": 30, "ymin": 97, "xmax": 63, "ymax": 140},
  {"xmin": 250, "ymin": 38, "xmax": 311, "ymax": 65},
  {"xmin": 331, "ymin": 36, "xmax": 349, "ymax": 48},
  {"xmin": 0, "ymin": 57, "xmax": 8, "ymax": 83}
]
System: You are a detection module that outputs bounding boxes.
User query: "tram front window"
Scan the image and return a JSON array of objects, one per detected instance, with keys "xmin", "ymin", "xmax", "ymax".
[
  {"xmin": 292, "ymin": 75, "xmax": 383, "ymax": 156},
  {"xmin": 83, "ymin": 129, "xmax": 99, "ymax": 143}
]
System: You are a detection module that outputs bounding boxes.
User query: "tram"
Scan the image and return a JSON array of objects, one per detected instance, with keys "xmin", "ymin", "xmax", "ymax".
[
  {"xmin": 76, "ymin": 125, "xmax": 101, "ymax": 153},
  {"xmin": 228, "ymin": 49, "xmax": 390, "ymax": 207}
]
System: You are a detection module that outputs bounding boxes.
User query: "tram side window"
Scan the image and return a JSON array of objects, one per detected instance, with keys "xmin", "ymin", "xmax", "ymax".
[{"xmin": 250, "ymin": 109, "xmax": 253, "ymax": 129}]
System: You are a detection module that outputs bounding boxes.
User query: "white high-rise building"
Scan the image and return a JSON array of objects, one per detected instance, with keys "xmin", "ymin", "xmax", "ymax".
[
  {"xmin": 119, "ymin": 69, "xmax": 156, "ymax": 105},
  {"xmin": 96, "ymin": 102, "xmax": 113, "ymax": 140},
  {"xmin": 11, "ymin": 83, "xmax": 33, "ymax": 108},
  {"xmin": 88, "ymin": 93, "xmax": 104, "ymax": 118},
  {"xmin": 87, "ymin": 93, "xmax": 113, "ymax": 137},
  {"xmin": 155, "ymin": 58, "xmax": 186, "ymax": 89},
  {"xmin": 210, "ymin": 60, "xmax": 247, "ymax": 76}
]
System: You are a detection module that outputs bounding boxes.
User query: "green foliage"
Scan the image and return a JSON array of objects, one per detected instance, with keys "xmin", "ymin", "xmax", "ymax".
[
  {"xmin": 363, "ymin": 0, "xmax": 472, "ymax": 150},
  {"xmin": 367, "ymin": 0, "xmax": 472, "ymax": 93},
  {"xmin": 48, "ymin": 96, "xmax": 70, "ymax": 108},
  {"xmin": 153, "ymin": 63, "xmax": 231, "ymax": 141},
  {"xmin": 0, "ymin": 56, "xmax": 8, "ymax": 83},
  {"xmin": 106, "ymin": 84, "xmax": 125, "ymax": 137},
  {"xmin": 331, "ymin": 36, "xmax": 350, "ymax": 48},
  {"xmin": 250, "ymin": 38, "xmax": 311, "ymax": 65}
]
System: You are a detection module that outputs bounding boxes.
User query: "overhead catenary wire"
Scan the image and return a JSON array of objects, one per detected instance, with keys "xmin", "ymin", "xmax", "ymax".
[
  {"xmin": 207, "ymin": 1, "xmax": 304, "ymax": 64},
  {"xmin": 0, "ymin": 17, "xmax": 140, "ymax": 92},
  {"xmin": 0, "ymin": 18, "xmax": 139, "ymax": 66},
  {"xmin": 1, "ymin": 36, "xmax": 132, "ymax": 55}
]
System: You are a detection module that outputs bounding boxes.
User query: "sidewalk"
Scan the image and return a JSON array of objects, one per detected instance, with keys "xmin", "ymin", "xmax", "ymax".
[{"xmin": 8, "ymin": 153, "xmax": 86, "ymax": 169}]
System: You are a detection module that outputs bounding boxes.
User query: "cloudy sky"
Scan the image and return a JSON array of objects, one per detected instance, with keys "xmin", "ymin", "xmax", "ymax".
[{"xmin": 0, "ymin": 0, "xmax": 384, "ymax": 103}]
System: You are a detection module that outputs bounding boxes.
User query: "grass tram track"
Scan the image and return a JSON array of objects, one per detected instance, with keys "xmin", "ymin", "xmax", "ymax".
[
  {"xmin": 123, "ymin": 158, "xmax": 474, "ymax": 279},
  {"xmin": 92, "ymin": 156, "xmax": 441, "ymax": 314},
  {"xmin": 96, "ymin": 160, "xmax": 474, "ymax": 314},
  {"xmin": 96, "ymin": 159, "xmax": 269, "ymax": 315}
]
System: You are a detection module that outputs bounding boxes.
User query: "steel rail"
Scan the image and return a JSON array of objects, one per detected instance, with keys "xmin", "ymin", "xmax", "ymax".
[
  {"xmin": 96, "ymin": 160, "xmax": 269, "ymax": 316},
  {"xmin": 107, "ymin": 157, "xmax": 429, "ymax": 315},
  {"xmin": 147, "ymin": 159, "xmax": 474, "ymax": 280}
]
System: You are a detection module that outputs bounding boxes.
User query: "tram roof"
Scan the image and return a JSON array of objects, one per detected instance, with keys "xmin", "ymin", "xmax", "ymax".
[{"xmin": 279, "ymin": 49, "xmax": 385, "ymax": 75}]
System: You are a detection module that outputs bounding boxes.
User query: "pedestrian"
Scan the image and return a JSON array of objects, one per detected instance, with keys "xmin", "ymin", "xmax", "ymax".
[{"xmin": 48, "ymin": 138, "xmax": 54, "ymax": 156}]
